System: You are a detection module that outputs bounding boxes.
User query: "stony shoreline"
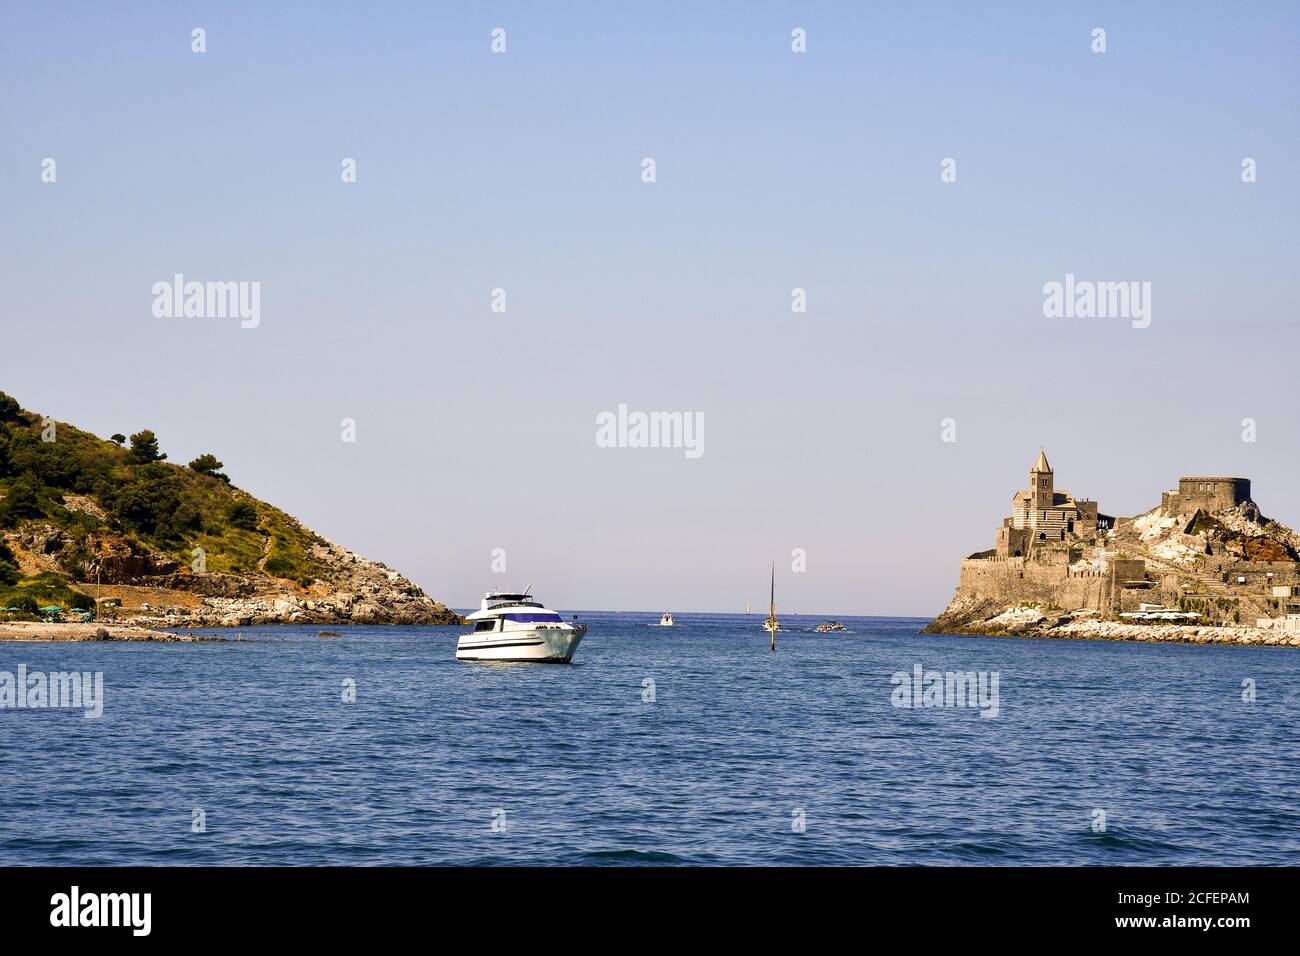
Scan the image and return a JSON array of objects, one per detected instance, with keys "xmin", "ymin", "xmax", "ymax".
[
  {"xmin": 924, "ymin": 602, "xmax": 1300, "ymax": 648},
  {"xmin": 0, "ymin": 622, "xmax": 213, "ymax": 642},
  {"xmin": 123, "ymin": 592, "xmax": 464, "ymax": 629}
]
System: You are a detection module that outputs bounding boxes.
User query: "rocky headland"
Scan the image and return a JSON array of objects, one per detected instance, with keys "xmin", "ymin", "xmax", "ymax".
[
  {"xmin": 926, "ymin": 453, "xmax": 1300, "ymax": 648},
  {"xmin": 0, "ymin": 391, "xmax": 462, "ymax": 632}
]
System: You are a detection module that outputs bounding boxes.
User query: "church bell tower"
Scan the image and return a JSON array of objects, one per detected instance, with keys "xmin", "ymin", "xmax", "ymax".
[{"xmin": 1030, "ymin": 449, "xmax": 1054, "ymax": 512}]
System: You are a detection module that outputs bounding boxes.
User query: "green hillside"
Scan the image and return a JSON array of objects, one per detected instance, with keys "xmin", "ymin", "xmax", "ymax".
[{"xmin": 0, "ymin": 389, "xmax": 326, "ymax": 612}]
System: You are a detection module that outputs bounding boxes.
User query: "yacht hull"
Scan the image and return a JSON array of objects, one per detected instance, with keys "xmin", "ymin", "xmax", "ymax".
[{"xmin": 456, "ymin": 626, "xmax": 585, "ymax": 663}]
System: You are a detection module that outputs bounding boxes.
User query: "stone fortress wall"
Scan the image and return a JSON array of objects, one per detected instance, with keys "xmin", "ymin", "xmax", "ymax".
[
  {"xmin": 1162, "ymin": 477, "xmax": 1251, "ymax": 515},
  {"xmin": 957, "ymin": 554, "xmax": 1148, "ymax": 615}
]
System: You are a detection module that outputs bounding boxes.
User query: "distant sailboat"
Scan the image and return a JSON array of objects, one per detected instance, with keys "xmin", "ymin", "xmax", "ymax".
[
  {"xmin": 765, "ymin": 562, "xmax": 779, "ymax": 653},
  {"xmin": 745, "ymin": 600, "xmax": 751, "ymax": 614}
]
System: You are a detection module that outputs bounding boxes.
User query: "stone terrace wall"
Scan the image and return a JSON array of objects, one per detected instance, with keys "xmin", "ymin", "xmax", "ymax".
[{"xmin": 957, "ymin": 557, "xmax": 1111, "ymax": 611}]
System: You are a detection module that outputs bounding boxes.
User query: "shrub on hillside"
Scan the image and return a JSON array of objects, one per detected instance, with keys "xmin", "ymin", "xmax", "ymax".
[
  {"xmin": 0, "ymin": 474, "xmax": 44, "ymax": 527},
  {"xmin": 226, "ymin": 500, "xmax": 259, "ymax": 531},
  {"xmin": 0, "ymin": 559, "xmax": 19, "ymax": 586},
  {"xmin": 170, "ymin": 502, "xmax": 203, "ymax": 535},
  {"xmin": 0, "ymin": 391, "xmax": 21, "ymax": 423},
  {"xmin": 112, "ymin": 465, "xmax": 183, "ymax": 537},
  {"xmin": 5, "ymin": 431, "xmax": 83, "ymax": 490}
]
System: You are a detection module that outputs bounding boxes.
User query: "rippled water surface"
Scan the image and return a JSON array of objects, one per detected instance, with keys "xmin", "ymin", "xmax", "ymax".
[{"xmin": 2, "ymin": 613, "xmax": 1297, "ymax": 865}]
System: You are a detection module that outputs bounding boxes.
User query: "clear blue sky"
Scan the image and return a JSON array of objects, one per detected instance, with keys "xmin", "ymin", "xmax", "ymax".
[{"xmin": 2, "ymin": 2, "xmax": 1297, "ymax": 614}]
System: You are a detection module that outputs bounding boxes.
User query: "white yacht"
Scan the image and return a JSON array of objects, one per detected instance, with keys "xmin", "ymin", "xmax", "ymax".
[
  {"xmin": 456, "ymin": 590, "xmax": 586, "ymax": 663},
  {"xmin": 657, "ymin": 612, "xmax": 675, "ymax": 627}
]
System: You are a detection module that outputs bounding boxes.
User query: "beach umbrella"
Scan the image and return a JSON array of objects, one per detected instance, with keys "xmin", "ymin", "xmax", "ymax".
[{"xmin": 39, "ymin": 605, "xmax": 65, "ymax": 613}]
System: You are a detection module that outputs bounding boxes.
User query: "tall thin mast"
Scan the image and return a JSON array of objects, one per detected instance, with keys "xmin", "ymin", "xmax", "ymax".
[{"xmin": 767, "ymin": 562, "xmax": 777, "ymax": 652}]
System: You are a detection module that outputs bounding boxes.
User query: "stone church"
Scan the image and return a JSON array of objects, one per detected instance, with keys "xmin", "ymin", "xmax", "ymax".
[{"xmin": 995, "ymin": 451, "xmax": 1109, "ymax": 557}]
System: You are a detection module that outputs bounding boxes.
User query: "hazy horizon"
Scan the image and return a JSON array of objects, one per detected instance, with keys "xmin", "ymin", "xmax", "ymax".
[{"xmin": 3, "ymin": 3, "xmax": 1297, "ymax": 615}]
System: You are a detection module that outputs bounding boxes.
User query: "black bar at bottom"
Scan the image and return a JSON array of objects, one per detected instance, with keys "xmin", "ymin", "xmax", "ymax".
[{"xmin": 0, "ymin": 866, "xmax": 1278, "ymax": 941}]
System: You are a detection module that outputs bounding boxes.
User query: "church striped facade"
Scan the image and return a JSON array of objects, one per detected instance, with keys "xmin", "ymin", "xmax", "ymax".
[{"xmin": 995, "ymin": 452, "xmax": 1105, "ymax": 557}]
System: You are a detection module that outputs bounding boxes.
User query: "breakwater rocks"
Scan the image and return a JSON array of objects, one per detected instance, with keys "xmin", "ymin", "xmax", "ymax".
[
  {"xmin": 925, "ymin": 599, "xmax": 1300, "ymax": 647},
  {"xmin": 136, "ymin": 588, "xmax": 462, "ymax": 628}
]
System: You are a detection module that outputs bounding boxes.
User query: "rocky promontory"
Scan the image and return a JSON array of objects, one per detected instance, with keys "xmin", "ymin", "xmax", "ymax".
[
  {"xmin": 6, "ymin": 522, "xmax": 462, "ymax": 628},
  {"xmin": 926, "ymin": 457, "xmax": 1300, "ymax": 648},
  {"xmin": 0, "ymin": 391, "xmax": 462, "ymax": 630}
]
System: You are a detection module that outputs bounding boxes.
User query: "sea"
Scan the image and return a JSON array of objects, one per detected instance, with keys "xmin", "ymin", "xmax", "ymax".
[{"xmin": 2, "ymin": 612, "xmax": 1297, "ymax": 866}]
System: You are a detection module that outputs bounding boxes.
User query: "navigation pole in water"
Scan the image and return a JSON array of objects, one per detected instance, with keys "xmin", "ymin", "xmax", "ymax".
[{"xmin": 767, "ymin": 562, "xmax": 778, "ymax": 653}]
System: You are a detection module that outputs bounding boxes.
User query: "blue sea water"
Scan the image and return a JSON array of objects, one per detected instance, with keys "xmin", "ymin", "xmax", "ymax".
[{"xmin": 1, "ymin": 613, "xmax": 1297, "ymax": 866}]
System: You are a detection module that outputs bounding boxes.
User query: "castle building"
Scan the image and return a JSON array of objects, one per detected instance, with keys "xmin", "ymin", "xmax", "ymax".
[
  {"xmin": 995, "ymin": 451, "xmax": 1105, "ymax": 557},
  {"xmin": 1161, "ymin": 477, "xmax": 1251, "ymax": 516}
]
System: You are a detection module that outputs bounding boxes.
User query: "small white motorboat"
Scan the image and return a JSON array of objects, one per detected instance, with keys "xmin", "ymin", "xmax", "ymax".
[
  {"xmin": 456, "ymin": 589, "xmax": 586, "ymax": 663},
  {"xmin": 656, "ymin": 612, "xmax": 675, "ymax": 627}
]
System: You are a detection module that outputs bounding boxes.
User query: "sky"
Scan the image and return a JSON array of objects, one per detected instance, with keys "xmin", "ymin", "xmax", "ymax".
[{"xmin": 2, "ymin": 2, "xmax": 1297, "ymax": 615}]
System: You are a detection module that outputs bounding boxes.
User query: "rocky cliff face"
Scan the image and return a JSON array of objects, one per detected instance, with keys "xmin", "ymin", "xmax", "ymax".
[
  {"xmin": 163, "ymin": 531, "xmax": 463, "ymax": 627},
  {"xmin": 4, "ymin": 522, "xmax": 462, "ymax": 627}
]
